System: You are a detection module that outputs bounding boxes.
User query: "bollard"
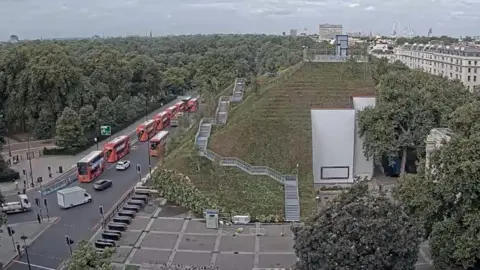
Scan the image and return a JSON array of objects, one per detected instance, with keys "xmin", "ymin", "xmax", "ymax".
[
  {"xmin": 37, "ymin": 214, "xmax": 41, "ymax": 224},
  {"xmin": 15, "ymin": 181, "xmax": 18, "ymax": 190},
  {"xmin": 49, "ymin": 173, "xmax": 52, "ymax": 178}
]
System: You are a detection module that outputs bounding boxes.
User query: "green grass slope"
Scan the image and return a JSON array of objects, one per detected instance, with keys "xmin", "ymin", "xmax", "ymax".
[{"xmin": 165, "ymin": 62, "xmax": 375, "ymax": 219}]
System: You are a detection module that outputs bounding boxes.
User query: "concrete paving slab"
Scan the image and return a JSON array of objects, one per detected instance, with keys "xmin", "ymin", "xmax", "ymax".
[
  {"xmin": 140, "ymin": 233, "xmax": 178, "ymax": 249},
  {"xmin": 150, "ymin": 219, "xmax": 184, "ymax": 233},
  {"xmin": 184, "ymin": 220, "xmax": 217, "ymax": 235},
  {"xmin": 112, "ymin": 247, "xmax": 133, "ymax": 263},
  {"xmin": 129, "ymin": 218, "xmax": 150, "ymax": 231},
  {"xmin": 215, "ymin": 254, "xmax": 254, "ymax": 270},
  {"xmin": 259, "ymin": 236, "xmax": 295, "ymax": 253},
  {"xmin": 221, "ymin": 224, "xmax": 255, "ymax": 236},
  {"xmin": 178, "ymin": 234, "xmax": 216, "ymax": 251},
  {"xmin": 137, "ymin": 205, "xmax": 156, "ymax": 217},
  {"xmin": 129, "ymin": 249, "xmax": 171, "ymax": 265},
  {"xmin": 157, "ymin": 205, "xmax": 189, "ymax": 218},
  {"xmin": 172, "ymin": 252, "xmax": 212, "ymax": 266},
  {"xmin": 118, "ymin": 231, "xmax": 142, "ymax": 247},
  {"xmin": 262, "ymin": 224, "xmax": 294, "ymax": 237},
  {"xmin": 258, "ymin": 254, "xmax": 297, "ymax": 268},
  {"xmin": 218, "ymin": 235, "xmax": 255, "ymax": 252}
]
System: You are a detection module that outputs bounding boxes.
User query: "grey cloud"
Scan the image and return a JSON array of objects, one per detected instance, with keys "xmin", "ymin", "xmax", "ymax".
[{"xmin": 0, "ymin": 0, "xmax": 479, "ymax": 40}]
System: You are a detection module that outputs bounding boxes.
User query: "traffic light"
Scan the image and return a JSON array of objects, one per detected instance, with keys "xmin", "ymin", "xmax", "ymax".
[
  {"xmin": 136, "ymin": 164, "xmax": 141, "ymax": 173},
  {"xmin": 65, "ymin": 235, "xmax": 74, "ymax": 246},
  {"xmin": 37, "ymin": 177, "xmax": 43, "ymax": 183},
  {"xmin": 99, "ymin": 206, "xmax": 104, "ymax": 215},
  {"xmin": 43, "ymin": 198, "xmax": 48, "ymax": 207},
  {"xmin": 34, "ymin": 198, "xmax": 39, "ymax": 206},
  {"xmin": 7, "ymin": 226, "xmax": 15, "ymax": 236}
]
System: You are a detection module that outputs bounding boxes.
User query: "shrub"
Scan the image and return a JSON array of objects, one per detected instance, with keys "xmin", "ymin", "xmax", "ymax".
[{"xmin": 0, "ymin": 167, "xmax": 20, "ymax": 183}]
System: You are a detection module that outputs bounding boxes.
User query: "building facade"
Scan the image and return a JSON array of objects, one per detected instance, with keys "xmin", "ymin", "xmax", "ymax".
[
  {"xmin": 319, "ymin": 24, "xmax": 343, "ymax": 40},
  {"xmin": 395, "ymin": 44, "xmax": 480, "ymax": 91},
  {"xmin": 290, "ymin": 29, "xmax": 297, "ymax": 37}
]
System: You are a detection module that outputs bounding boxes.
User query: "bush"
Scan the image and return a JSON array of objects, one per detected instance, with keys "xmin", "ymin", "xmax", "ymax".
[
  {"xmin": 150, "ymin": 169, "xmax": 284, "ymax": 223},
  {"xmin": 0, "ymin": 167, "xmax": 20, "ymax": 183},
  {"xmin": 43, "ymin": 95, "xmax": 177, "ymax": 156}
]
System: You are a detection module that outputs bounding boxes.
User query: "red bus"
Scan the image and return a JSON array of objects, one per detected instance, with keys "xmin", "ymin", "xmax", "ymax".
[
  {"xmin": 175, "ymin": 101, "xmax": 187, "ymax": 113},
  {"xmin": 136, "ymin": 119, "xmax": 157, "ymax": 142},
  {"xmin": 77, "ymin": 150, "xmax": 105, "ymax": 183},
  {"xmin": 154, "ymin": 111, "xmax": 170, "ymax": 131},
  {"xmin": 165, "ymin": 105, "xmax": 178, "ymax": 119},
  {"xmin": 149, "ymin": 131, "xmax": 169, "ymax": 157},
  {"xmin": 187, "ymin": 98, "xmax": 199, "ymax": 112},
  {"xmin": 103, "ymin": 135, "xmax": 130, "ymax": 163}
]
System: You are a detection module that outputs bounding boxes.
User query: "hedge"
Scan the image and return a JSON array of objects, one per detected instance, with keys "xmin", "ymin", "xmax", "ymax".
[
  {"xmin": 150, "ymin": 169, "xmax": 284, "ymax": 223},
  {"xmin": 43, "ymin": 95, "xmax": 177, "ymax": 156},
  {"xmin": 0, "ymin": 167, "xmax": 20, "ymax": 183}
]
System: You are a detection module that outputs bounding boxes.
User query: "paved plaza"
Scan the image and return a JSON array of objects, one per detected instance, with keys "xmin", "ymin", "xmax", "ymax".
[
  {"xmin": 101, "ymin": 203, "xmax": 296, "ymax": 270},
  {"xmin": 101, "ymin": 201, "xmax": 433, "ymax": 270}
]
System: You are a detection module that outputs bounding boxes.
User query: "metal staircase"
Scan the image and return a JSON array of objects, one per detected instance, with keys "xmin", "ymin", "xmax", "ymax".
[{"xmin": 194, "ymin": 77, "xmax": 301, "ymax": 222}]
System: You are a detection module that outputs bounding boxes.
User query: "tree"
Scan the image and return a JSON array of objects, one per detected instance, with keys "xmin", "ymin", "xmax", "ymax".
[
  {"xmin": 34, "ymin": 108, "xmax": 56, "ymax": 139},
  {"xmin": 0, "ymin": 191, "xmax": 6, "ymax": 231},
  {"xmin": 78, "ymin": 105, "xmax": 97, "ymax": 134},
  {"xmin": 112, "ymin": 95, "xmax": 128, "ymax": 126},
  {"xmin": 0, "ymin": 111, "xmax": 6, "ymax": 145},
  {"xmin": 293, "ymin": 184, "xmax": 422, "ymax": 270},
  {"xmin": 55, "ymin": 107, "xmax": 85, "ymax": 149},
  {"xmin": 96, "ymin": 96, "xmax": 116, "ymax": 128},
  {"xmin": 396, "ymin": 101, "xmax": 480, "ymax": 269},
  {"xmin": 65, "ymin": 240, "xmax": 114, "ymax": 270}
]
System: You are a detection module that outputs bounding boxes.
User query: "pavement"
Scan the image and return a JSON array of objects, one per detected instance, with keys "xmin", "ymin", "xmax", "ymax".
[
  {"xmin": 0, "ymin": 97, "xmax": 183, "ymax": 197},
  {"xmin": 3, "ymin": 98, "xmax": 192, "ymax": 270},
  {"xmin": 100, "ymin": 201, "xmax": 434, "ymax": 270},
  {"xmin": 0, "ymin": 218, "xmax": 57, "ymax": 269}
]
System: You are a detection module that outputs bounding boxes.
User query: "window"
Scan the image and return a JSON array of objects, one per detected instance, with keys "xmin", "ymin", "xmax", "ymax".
[
  {"xmin": 77, "ymin": 162, "xmax": 88, "ymax": 175},
  {"xmin": 475, "ymin": 61, "xmax": 478, "ymax": 65},
  {"xmin": 450, "ymin": 73, "xmax": 453, "ymax": 78},
  {"xmin": 475, "ymin": 68, "xmax": 478, "ymax": 73},
  {"xmin": 469, "ymin": 60, "xmax": 472, "ymax": 65},
  {"xmin": 475, "ymin": 76, "xmax": 477, "ymax": 82},
  {"xmin": 456, "ymin": 74, "xmax": 458, "ymax": 79},
  {"xmin": 468, "ymin": 76, "xmax": 471, "ymax": 81},
  {"xmin": 469, "ymin": 68, "xmax": 471, "ymax": 73}
]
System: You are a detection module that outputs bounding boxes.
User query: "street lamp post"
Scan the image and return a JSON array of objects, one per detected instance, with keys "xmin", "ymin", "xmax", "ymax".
[
  {"xmin": 20, "ymin": 234, "xmax": 32, "ymax": 270},
  {"xmin": 94, "ymin": 137, "xmax": 98, "ymax": 150},
  {"xmin": 27, "ymin": 137, "xmax": 34, "ymax": 188}
]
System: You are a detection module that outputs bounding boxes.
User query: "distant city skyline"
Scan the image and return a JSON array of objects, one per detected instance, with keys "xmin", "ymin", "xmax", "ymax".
[{"xmin": 0, "ymin": 0, "xmax": 479, "ymax": 41}]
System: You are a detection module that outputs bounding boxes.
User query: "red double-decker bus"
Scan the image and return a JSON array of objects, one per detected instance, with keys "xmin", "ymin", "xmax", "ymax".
[
  {"xmin": 77, "ymin": 150, "xmax": 105, "ymax": 183},
  {"xmin": 104, "ymin": 135, "xmax": 130, "ymax": 163},
  {"xmin": 149, "ymin": 131, "xmax": 169, "ymax": 157},
  {"xmin": 187, "ymin": 98, "xmax": 199, "ymax": 112},
  {"xmin": 154, "ymin": 111, "xmax": 170, "ymax": 131},
  {"xmin": 175, "ymin": 101, "xmax": 187, "ymax": 113},
  {"xmin": 165, "ymin": 105, "xmax": 178, "ymax": 119},
  {"xmin": 136, "ymin": 119, "xmax": 156, "ymax": 142}
]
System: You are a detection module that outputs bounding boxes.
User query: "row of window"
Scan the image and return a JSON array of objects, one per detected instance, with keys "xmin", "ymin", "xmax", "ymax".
[
  {"xmin": 398, "ymin": 52, "xmax": 480, "ymax": 66},
  {"xmin": 399, "ymin": 56, "xmax": 479, "ymax": 73}
]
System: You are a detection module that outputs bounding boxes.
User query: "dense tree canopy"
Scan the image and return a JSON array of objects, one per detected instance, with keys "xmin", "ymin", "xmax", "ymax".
[
  {"xmin": 66, "ymin": 240, "xmax": 114, "ymax": 270},
  {"xmin": 395, "ymin": 35, "xmax": 458, "ymax": 46},
  {"xmin": 358, "ymin": 59, "xmax": 473, "ymax": 174},
  {"xmin": 396, "ymin": 100, "xmax": 480, "ymax": 269},
  {"xmin": 0, "ymin": 35, "xmax": 319, "ymax": 144},
  {"xmin": 293, "ymin": 184, "xmax": 422, "ymax": 270}
]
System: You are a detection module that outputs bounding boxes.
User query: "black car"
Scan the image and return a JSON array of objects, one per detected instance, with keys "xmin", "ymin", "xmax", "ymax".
[{"xmin": 93, "ymin": 179, "xmax": 112, "ymax": 191}]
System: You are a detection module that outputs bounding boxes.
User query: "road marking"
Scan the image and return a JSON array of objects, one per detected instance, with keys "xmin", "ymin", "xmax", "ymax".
[{"xmin": 13, "ymin": 260, "xmax": 56, "ymax": 270}]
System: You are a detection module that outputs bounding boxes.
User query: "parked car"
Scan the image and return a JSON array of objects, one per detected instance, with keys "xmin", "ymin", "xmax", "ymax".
[
  {"xmin": 116, "ymin": 160, "xmax": 131, "ymax": 171},
  {"xmin": 93, "ymin": 179, "xmax": 112, "ymax": 191}
]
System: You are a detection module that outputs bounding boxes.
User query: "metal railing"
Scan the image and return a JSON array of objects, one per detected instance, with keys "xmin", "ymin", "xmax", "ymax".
[
  {"xmin": 39, "ymin": 168, "xmax": 77, "ymax": 196},
  {"xmin": 193, "ymin": 77, "xmax": 301, "ymax": 221}
]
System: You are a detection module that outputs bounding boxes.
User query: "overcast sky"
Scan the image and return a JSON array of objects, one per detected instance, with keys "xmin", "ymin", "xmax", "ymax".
[{"xmin": 0, "ymin": 0, "xmax": 479, "ymax": 40}]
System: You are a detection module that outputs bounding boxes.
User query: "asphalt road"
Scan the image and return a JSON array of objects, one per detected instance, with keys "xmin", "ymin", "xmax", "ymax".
[{"xmin": 6, "ymin": 141, "xmax": 159, "ymax": 270}]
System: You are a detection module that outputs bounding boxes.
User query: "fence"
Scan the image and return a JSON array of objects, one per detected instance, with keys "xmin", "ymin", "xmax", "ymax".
[
  {"xmin": 101, "ymin": 187, "xmax": 136, "ymax": 228},
  {"xmin": 39, "ymin": 168, "xmax": 77, "ymax": 196}
]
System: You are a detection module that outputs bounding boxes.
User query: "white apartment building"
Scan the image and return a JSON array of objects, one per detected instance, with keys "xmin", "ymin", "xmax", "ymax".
[{"xmin": 396, "ymin": 43, "xmax": 480, "ymax": 91}]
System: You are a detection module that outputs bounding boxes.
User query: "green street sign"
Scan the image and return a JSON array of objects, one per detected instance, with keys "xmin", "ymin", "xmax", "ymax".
[{"xmin": 100, "ymin": 125, "xmax": 111, "ymax": 136}]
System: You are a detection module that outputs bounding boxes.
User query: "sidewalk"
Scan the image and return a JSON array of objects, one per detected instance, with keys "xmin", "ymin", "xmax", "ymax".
[
  {"xmin": 0, "ymin": 97, "xmax": 184, "ymax": 196},
  {"xmin": 0, "ymin": 218, "xmax": 57, "ymax": 269}
]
